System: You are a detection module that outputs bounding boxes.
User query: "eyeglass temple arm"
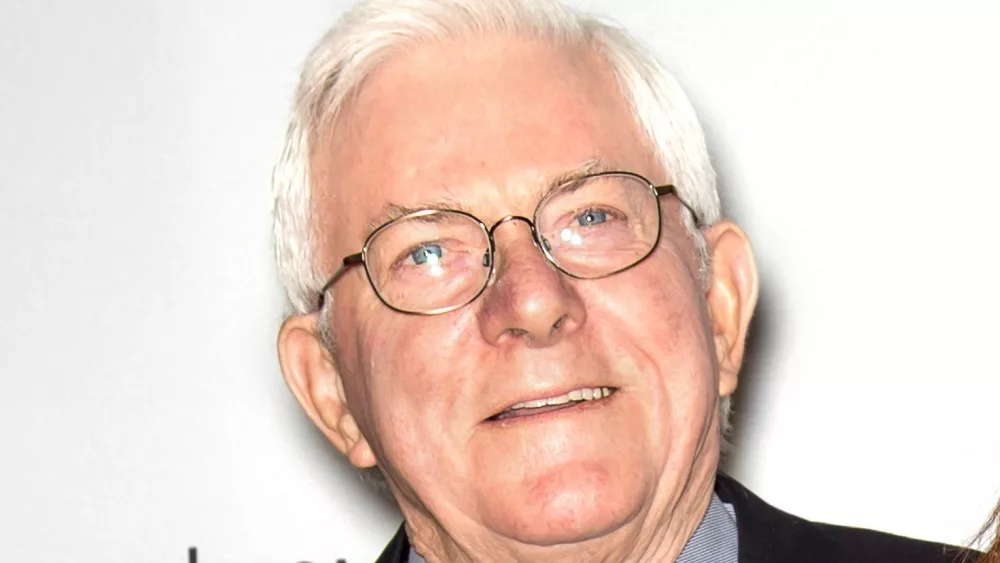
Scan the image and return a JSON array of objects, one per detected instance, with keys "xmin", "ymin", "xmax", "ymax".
[
  {"xmin": 653, "ymin": 184, "xmax": 701, "ymax": 226},
  {"xmin": 316, "ymin": 253, "xmax": 364, "ymax": 310}
]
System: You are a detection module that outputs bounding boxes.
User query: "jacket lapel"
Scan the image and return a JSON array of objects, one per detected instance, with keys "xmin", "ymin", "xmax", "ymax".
[
  {"xmin": 715, "ymin": 473, "xmax": 845, "ymax": 563},
  {"xmin": 375, "ymin": 524, "xmax": 410, "ymax": 563}
]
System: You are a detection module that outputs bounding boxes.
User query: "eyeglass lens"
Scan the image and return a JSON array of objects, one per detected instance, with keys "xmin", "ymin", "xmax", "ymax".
[{"xmin": 364, "ymin": 174, "xmax": 661, "ymax": 313}]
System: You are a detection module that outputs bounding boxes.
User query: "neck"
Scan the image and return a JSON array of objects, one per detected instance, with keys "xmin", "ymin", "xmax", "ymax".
[{"xmin": 401, "ymin": 470, "xmax": 717, "ymax": 563}]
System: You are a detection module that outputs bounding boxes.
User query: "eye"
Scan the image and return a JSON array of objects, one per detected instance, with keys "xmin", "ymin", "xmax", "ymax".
[
  {"xmin": 576, "ymin": 209, "xmax": 608, "ymax": 227},
  {"xmin": 409, "ymin": 243, "xmax": 443, "ymax": 265}
]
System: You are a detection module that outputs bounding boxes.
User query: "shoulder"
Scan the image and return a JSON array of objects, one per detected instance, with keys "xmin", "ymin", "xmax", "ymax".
[
  {"xmin": 716, "ymin": 473, "xmax": 976, "ymax": 563},
  {"xmin": 820, "ymin": 520, "xmax": 971, "ymax": 562}
]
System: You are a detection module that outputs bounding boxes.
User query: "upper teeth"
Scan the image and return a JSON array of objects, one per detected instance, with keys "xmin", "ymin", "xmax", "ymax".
[{"xmin": 509, "ymin": 387, "xmax": 612, "ymax": 410}]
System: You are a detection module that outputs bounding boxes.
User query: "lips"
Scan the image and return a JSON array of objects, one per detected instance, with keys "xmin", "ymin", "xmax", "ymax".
[{"xmin": 488, "ymin": 386, "xmax": 617, "ymax": 422}]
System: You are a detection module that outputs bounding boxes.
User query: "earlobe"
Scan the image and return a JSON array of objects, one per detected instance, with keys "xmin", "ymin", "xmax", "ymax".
[
  {"xmin": 703, "ymin": 221, "xmax": 759, "ymax": 398},
  {"xmin": 338, "ymin": 413, "xmax": 379, "ymax": 468},
  {"xmin": 276, "ymin": 314, "xmax": 378, "ymax": 468}
]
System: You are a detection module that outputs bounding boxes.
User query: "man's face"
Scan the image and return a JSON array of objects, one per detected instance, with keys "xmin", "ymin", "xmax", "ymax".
[{"xmin": 306, "ymin": 36, "xmax": 735, "ymax": 551}]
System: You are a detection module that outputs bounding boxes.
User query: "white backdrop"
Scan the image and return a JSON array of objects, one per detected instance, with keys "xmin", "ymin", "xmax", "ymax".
[{"xmin": 1, "ymin": 0, "xmax": 998, "ymax": 561}]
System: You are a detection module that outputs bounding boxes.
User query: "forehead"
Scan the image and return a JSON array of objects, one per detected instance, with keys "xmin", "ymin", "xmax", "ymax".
[{"xmin": 312, "ymin": 34, "xmax": 655, "ymax": 261}]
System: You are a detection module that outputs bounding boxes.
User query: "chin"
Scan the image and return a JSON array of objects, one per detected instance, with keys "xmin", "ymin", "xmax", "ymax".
[{"xmin": 477, "ymin": 459, "xmax": 648, "ymax": 546}]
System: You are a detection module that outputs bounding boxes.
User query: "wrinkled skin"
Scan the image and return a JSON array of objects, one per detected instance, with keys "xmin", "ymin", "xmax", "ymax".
[{"xmin": 278, "ymin": 35, "xmax": 758, "ymax": 562}]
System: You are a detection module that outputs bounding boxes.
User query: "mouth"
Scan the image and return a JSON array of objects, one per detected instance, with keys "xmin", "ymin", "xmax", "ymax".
[{"xmin": 487, "ymin": 386, "xmax": 618, "ymax": 422}]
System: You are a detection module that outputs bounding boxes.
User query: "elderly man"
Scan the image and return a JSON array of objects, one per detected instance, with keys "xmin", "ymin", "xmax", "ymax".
[{"xmin": 272, "ymin": 0, "xmax": 965, "ymax": 561}]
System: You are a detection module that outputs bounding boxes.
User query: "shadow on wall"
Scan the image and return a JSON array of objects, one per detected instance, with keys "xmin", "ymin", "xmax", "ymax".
[
  {"xmin": 708, "ymin": 127, "xmax": 777, "ymax": 474},
  {"xmin": 721, "ymin": 281, "xmax": 774, "ymax": 473}
]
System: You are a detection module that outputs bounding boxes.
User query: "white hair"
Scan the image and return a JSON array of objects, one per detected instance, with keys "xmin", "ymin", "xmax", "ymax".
[{"xmin": 272, "ymin": 0, "xmax": 732, "ymax": 443}]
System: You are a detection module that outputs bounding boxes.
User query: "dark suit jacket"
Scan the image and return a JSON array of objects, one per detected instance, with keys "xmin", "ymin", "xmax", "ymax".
[{"xmin": 376, "ymin": 473, "xmax": 974, "ymax": 562}]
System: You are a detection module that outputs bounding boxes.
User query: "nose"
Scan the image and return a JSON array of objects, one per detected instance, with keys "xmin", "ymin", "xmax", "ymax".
[{"xmin": 477, "ymin": 216, "xmax": 587, "ymax": 348}]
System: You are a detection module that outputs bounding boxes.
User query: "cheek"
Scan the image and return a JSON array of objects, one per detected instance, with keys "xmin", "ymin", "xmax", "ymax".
[
  {"xmin": 352, "ymin": 311, "xmax": 482, "ymax": 450},
  {"xmin": 593, "ymin": 253, "xmax": 706, "ymax": 353},
  {"xmin": 584, "ymin": 253, "xmax": 717, "ymax": 428}
]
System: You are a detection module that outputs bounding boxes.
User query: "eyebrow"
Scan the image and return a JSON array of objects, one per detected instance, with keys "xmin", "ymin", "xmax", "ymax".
[
  {"xmin": 546, "ymin": 157, "xmax": 613, "ymax": 188},
  {"xmin": 363, "ymin": 196, "xmax": 472, "ymax": 236},
  {"xmin": 362, "ymin": 157, "xmax": 618, "ymax": 236}
]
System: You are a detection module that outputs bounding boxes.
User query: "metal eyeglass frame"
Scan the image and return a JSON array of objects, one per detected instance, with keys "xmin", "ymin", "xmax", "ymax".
[{"xmin": 315, "ymin": 171, "xmax": 700, "ymax": 315}]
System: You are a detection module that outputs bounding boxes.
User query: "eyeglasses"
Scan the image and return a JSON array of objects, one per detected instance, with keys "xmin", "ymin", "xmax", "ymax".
[{"xmin": 316, "ymin": 171, "xmax": 698, "ymax": 315}]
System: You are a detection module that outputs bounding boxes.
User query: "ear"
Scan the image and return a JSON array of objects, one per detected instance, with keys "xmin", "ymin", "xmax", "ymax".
[
  {"xmin": 277, "ymin": 314, "xmax": 377, "ymax": 468},
  {"xmin": 703, "ymin": 221, "xmax": 759, "ymax": 398}
]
